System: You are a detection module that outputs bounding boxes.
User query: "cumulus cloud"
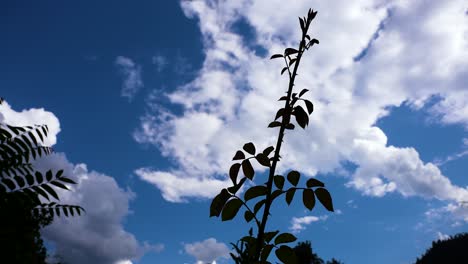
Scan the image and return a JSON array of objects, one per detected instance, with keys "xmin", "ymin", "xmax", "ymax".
[
  {"xmin": 115, "ymin": 56, "xmax": 144, "ymax": 101},
  {"xmin": 0, "ymin": 103, "xmax": 162, "ymax": 264},
  {"xmin": 290, "ymin": 215, "xmax": 328, "ymax": 233},
  {"xmin": 184, "ymin": 238, "xmax": 230, "ymax": 264},
  {"xmin": 134, "ymin": 0, "xmax": 468, "ymax": 223},
  {"xmin": 0, "ymin": 100, "xmax": 60, "ymax": 146}
]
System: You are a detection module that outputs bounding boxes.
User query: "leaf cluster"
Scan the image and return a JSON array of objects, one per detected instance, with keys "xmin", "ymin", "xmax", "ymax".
[{"xmin": 0, "ymin": 100, "xmax": 84, "ymax": 218}]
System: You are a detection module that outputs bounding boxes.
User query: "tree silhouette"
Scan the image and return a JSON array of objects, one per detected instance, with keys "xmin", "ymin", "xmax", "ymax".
[
  {"xmin": 209, "ymin": 9, "xmax": 334, "ymax": 263},
  {"xmin": 293, "ymin": 241, "xmax": 324, "ymax": 264},
  {"xmin": 0, "ymin": 97, "xmax": 84, "ymax": 262},
  {"xmin": 415, "ymin": 233, "xmax": 468, "ymax": 264}
]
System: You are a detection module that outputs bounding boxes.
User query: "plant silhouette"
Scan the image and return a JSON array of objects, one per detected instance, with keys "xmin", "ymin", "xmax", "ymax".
[
  {"xmin": 414, "ymin": 232, "xmax": 468, "ymax": 263},
  {"xmin": 209, "ymin": 9, "xmax": 334, "ymax": 264}
]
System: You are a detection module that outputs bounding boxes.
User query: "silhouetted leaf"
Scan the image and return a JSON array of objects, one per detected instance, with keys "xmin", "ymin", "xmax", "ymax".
[
  {"xmin": 42, "ymin": 184, "xmax": 59, "ymax": 200},
  {"xmin": 50, "ymin": 181, "xmax": 68, "ymax": 190},
  {"xmin": 306, "ymin": 178, "xmax": 324, "ymax": 188},
  {"xmin": 284, "ymin": 48, "xmax": 298, "ymax": 56},
  {"xmin": 46, "ymin": 170, "xmax": 53, "ymax": 181},
  {"xmin": 293, "ymin": 106, "xmax": 309, "ymax": 128},
  {"xmin": 263, "ymin": 146, "xmax": 274, "ymax": 157},
  {"xmin": 304, "ymin": 99, "xmax": 314, "ymax": 114},
  {"xmin": 299, "ymin": 17, "xmax": 305, "ymax": 31},
  {"xmin": 2, "ymin": 178, "xmax": 16, "ymax": 190},
  {"xmin": 285, "ymin": 123, "xmax": 295, "ymax": 130},
  {"xmin": 35, "ymin": 171, "xmax": 43, "ymax": 184},
  {"xmin": 221, "ymin": 198, "xmax": 243, "ymax": 221},
  {"xmin": 254, "ymin": 199, "xmax": 266, "ymax": 213},
  {"xmin": 275, "ymin": 245, "xmax": 297, "ymax": 264},
  {"xmin": 268, "ymin": 121, "xmax": 282, "ymax": 128},
  {"xmin": 244, "ymin": 185, "xmax": 267, "ymax": 201},
  {"xmin": 210, "ymin": 188, "xmax": 231, "ymax": 217},
  {"xmin": 244, "ymin": 210, "xmax": 254, "ymax": 223},
  {"xmin": 310, "ymin": 38, "xmax": 319, "ymax": 46},
  {"xmin": 13, "ymin": 176, "xmax": 25, "ymax": 188},
  {"xmin": 299, "ymin": 89, "xmax": 309, "ymax": 97},
  {"xmin": 242, "ymin": 159, "xmax": 254, "ymax": 180},
  {"xmin": 255, "ymin": 153, "xmax": 270, "ymax": 167},
  {"xmin": 63, "ymin": 207, "xmax": 69, "ymax": 217},
  {"xmin": 264, "ymin": 230, "xmax": 280, "ymax": 243},
  {"xmin": 278, "ymin": 96, "xmax": 288, "ymax": 101},
  {"xmin": 287, "ymin": 170, "xmax": 300, "ymax": 186},
  {"xmin": 58, "ymin": 176, "xmax": 76, "ymax": 184},
  {"xmin": 25, "ymin": 174, "xmax": 34, "ymax": 186},
  {"xmin": 275, "ymin": 108, "xmax": 285, "ymax": 120},
  {"xmin": 275, "ymin": 233, "xmax": 297, "ymax": 245},
  {"xmin": 261, "ymin": 244, "xmax": 274, "ymax": 261},
  {"xmin": 285, "ymin": 188, "xmax": 296, "ymax": 205},
  {"xmin": 270, "ymin": 54, "xmax": 283, "ymax": 59},
  {"xmin": 243, "ymin": 142, "xmax": 256, "ymax": 155},
  {"xmin": 228, "ymin": 177, "xmax": 246, "ymax": 194},
  {"xmin": 281, "ymin": 67, "xmax": 288, "ymax": 75},
  {"xmin": 289, "ymin": 58, "xmax": 297, "ymax": 66},
  {"xmin": 274, "ymin": 175, "xmax": 285, "ymax": 190},
  {"xmin": 315, "ymin": 187, "xmax": 334, "ymax": 212},
  {"xmin": 32, "ymin": 186, "xmax": 49, "ymax": 200},
  {"xmin": 271, "ymin": 189, "xmax": 282, "ymax": 201},
  {"xmin": 229, "ymin": 163, "xmax": 241, "ymax": 184},
  {"xmin": 302, "ymin": 189, "xmax": 316, "ymax": 210},
  {"xmin": 232, "ymin": 151, "xmax": 245, "ymax": 160}
]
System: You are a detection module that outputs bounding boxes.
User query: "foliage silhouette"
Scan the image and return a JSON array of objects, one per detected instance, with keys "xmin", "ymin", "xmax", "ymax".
[
  {"xmin": 293, "ymin": 240, "xmax": 343, "ymax": 264},
  {"xmin": 0, "ymin": 98, "xmax": 84, "ymax": 217},
  {"xmin": 0, "ymin": 98, "xmax": 84, "ymax": 262},
  {"xmin": 414, "ymin": 232, "xmax": 468, "ymax": 264},
  {"xmin": 209, "ymin": 9, "xmax": 334, "ymax": 263}
]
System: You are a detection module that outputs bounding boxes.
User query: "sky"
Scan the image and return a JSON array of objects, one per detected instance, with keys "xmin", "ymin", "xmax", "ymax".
[{"xmin": 1, "ymin": 0, "xmax": 468, "ymax": 263}]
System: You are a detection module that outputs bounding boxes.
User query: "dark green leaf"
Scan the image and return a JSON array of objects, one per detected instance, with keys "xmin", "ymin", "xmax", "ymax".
[
  {"xmin": 221, "ymin": 198, "xmax": 243, "ymax": 221},
  {"xmin": 2, "ymin": 178, "xmax": 16, "ymax": 190},
  {"xmin": 268, "ymin": 121, "xmax": 282, "ymax": 128},
  {"xmin": 306, "ymin": 178, "xmax": 324, "ymax": 188},
  {"xmin": 274, "ymin": 233, "xmax": 297, "ymax": 245},
  {"xmin": 46, "ymin": 170, "xmax": 53, "ymax": 181},
  {"xmin": 285, "ymin": 188, "xmax": 296, "ymax": 205},
  {"xmin": 293, "ymin": 106, "xmax": 309, "ymax": 128},
  {"xmin": 255, "ymin": 153, "xmax": 270, "ymax": 167},
  {"xmin": 263, "ymin": 146, "xmax": 274, "ymax": 157},
  {"xmin": 244, "ymin": 185, "xmax": 267, "ymax": 201},
  {"xmin": 299, "ymin": 89, "xmax": 309, "ymax": 97},
  {"xmin": 275, "ymin": 245, "xmax": 297, "ymax": 264},
  {"xmin": 261, "ymin": 244, "xmax": 274, "ymax": 261},
  {"xmin": 284, "ymin": 48, "xmax": 298, "ymax": 56},
  {"xmin": 244, "ymin": 210, "xmax": 254, "ymax": 223},
  {"xmin": 274, "ymin": 175, "xmax": 285, "ymax": 190},
  {"xmin": 50, "ymin": 180, "xmax": 68, "ymax": 190},
  {"xmin": 304, "ymin": 100, "xmax": 314, "ymax": 114},
  {"xmin": 242, "ymin": 159, "xmax": 255, "ymax": 180},
  {"xmin": 229, "ymin": 163, "xmax": 241, "ymax": 184},
  {"xmin": 232, "ymin": 151, "xmax": 245, "ymax": 160},
  {"xmin": 287, "ymin": 170, "xmax": 300, "ymax": 186},
  {"xmin": 281, "ymin": 67, "xmax": 288, "ymax": 75},
  {"xmin": 302, "ymin": 189, "xmax": 316, "ymax": 210},
  {"xmin": 32, "ymin": 186, "xmax": 49, "ymax": 200},
  {"xmin": 41, "ymin": 184, "xmax": 59, "ymax": 200},
  {"xmin": 210, "ymin": 188, "xmax": 231, "ymax": 217},
  {"xmin": 58, "ymin": 176, "xmax": 76, "ymax": 185},
  {"xmin": 274, "ymin": 108, "xmax": 285, "ymax": 121},
  {"xmin": 315, "ymin": 188, "xmax": 334, "ymax": 212},
  {"xmin": 243, "ymin": 142, "xmax": 256, "ymax": 155},
  {"xmin": 254, "ymin": 199, "xmax": 266, "ymax": 213},
  {"xmin": 270, "ymin": 54, "xmax": 283, "ymax": 59},
  {"xmin": 264, "ymin": 230, "xmax": 280, "ymax": 243},
  {"xmin": 35, "ymin": 171, "xmax": 43, "ymax": 184}
]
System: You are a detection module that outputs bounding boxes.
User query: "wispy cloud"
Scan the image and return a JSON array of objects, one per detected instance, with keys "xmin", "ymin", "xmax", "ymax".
[
  {"xmin": 152, "ymin": 55, "xmax": 167, "ymax": 72},
  {"xmin": 115, "ymin": 56, "xmax": 144, "ymax": 101},
  {"xmin": 290, "ymin": 215, "xmax": 328, "ymax": 233}
]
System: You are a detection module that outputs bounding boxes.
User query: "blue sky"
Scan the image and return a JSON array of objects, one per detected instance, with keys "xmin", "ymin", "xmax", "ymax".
[{"xmin": 1, "ymin": 1, "xmax": 468, "ymax": 264}]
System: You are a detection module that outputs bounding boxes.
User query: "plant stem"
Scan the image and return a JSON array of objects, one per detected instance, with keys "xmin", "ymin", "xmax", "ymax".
[{"xmin": 254, "ymin": 30, "xmax": 307, "ymax": 260}]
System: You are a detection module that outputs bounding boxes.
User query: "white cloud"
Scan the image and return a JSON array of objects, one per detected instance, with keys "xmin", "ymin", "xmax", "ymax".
[
  {"xmin": 437, "ymin": 232, "xmax": 450, "ymax": 241},
  {"xmin": 290, "ymin": 215, "xmax": 328, "ymax": 233},
  {"xmin": 0, "ymin": 100, "xmax": 60, "ymax": 146},
  {"xmin": 115, "ymin": 56, "xmax": 144, "ymax": 101},
  {"xmin": 135, "ymin": 0, "xmax": 468, "ymax": 223},
  {"xmin": 184, "ymin": 238, "xmax": 230, "ymax": 264}
]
